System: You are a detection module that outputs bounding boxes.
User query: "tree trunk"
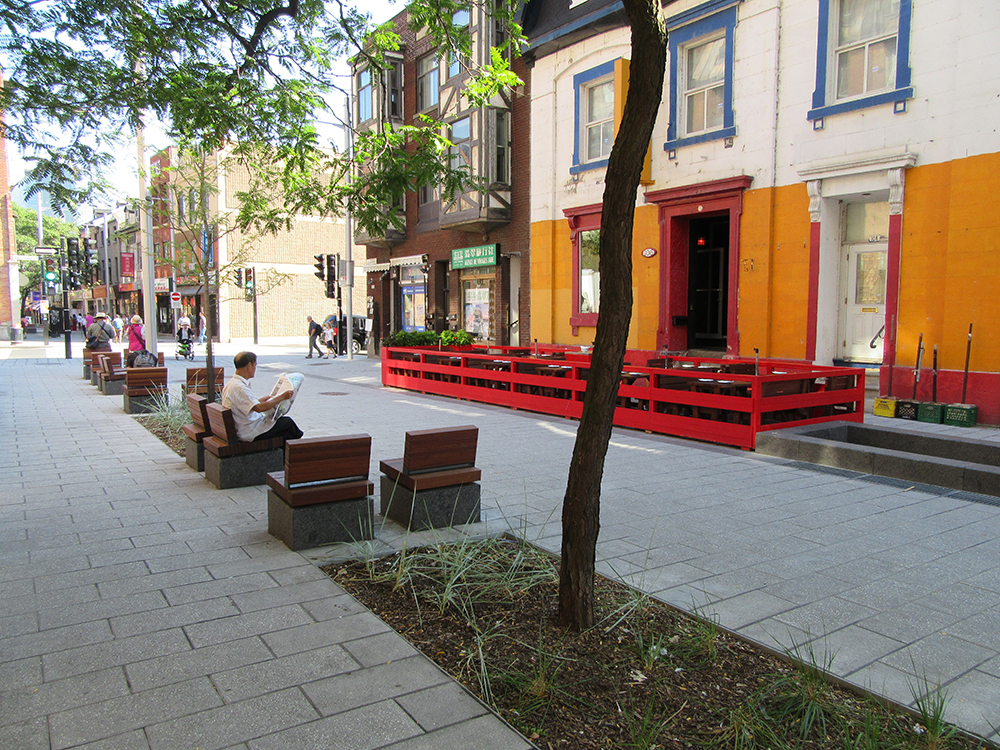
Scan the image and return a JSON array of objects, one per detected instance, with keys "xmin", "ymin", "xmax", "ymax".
[
  {"xmin": 557, "ymin": 0, "xmax": 667, "ymax": 630},
  {"xmin": 203, "ymin": 286, "xmax": 217, "ymax": 402}
]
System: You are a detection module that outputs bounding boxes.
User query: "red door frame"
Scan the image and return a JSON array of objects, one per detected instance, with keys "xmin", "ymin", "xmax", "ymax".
[{"xmin": 646, "ymin": 176, "xmax": 752, "ymax": 355}]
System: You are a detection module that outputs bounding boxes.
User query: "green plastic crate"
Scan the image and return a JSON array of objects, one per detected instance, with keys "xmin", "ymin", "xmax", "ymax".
[
  {"xmin": 943, "ymin": 404, "xmax": 978, "ymax": 427},
  {"xmin": 917, "ymin": 402, "xmax": 945, "ymax": 423},
  {"xmin": 895, "ymin": 400, "xmax": 919, "ymax": 420}
]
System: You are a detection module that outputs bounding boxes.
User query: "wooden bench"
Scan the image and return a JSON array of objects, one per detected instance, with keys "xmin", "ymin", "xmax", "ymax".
[
  {"xmin": 202, "ymin": 402, "xmax": 285, "ymax": 489},
  {"xmin": 266, "ymin": 435, "xmax": 375, "ymax": 549},
  {"xmin": 82, "ymin": 347, "xmax": 111, "ymax": 380},
  {"xmin": 122, "ymin": 367, "xmax": 168, "ymax": 414},
  {"xmin": 379, "ymin": 425, "xmax": 481, "ymax": 530},
  {"xmin": 184, "ymin": 367, "xmax": 224, "ymax": 397},
  {"xmin": 182, "ymin": 394, "xmax": 211, "ymax": 471},
  {"xmin": 95, "ymin": 352, "xmax": 125, "ymax": 395}
]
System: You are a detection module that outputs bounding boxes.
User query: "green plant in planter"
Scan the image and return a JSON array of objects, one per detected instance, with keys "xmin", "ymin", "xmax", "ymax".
[
  {"xmin": 440, "ymin": 329, "xmax": 474, "ymax": 347},
  {"xmin": 382, "ymin": 330, "xmax": 441, "ymax": 347}
]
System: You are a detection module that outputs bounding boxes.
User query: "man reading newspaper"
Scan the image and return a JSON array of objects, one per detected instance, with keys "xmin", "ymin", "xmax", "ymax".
[{"xmin": 221, "ymin": 351, "xmax": 304, "ymax": 443}]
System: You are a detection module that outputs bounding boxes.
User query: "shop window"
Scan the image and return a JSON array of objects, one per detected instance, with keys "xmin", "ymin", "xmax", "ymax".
[
  {"xmin": 400, "ymin": 266, "xmax": 426, "ymax": 332},
  {"xmin": 809, "ymin": 0, "xmax": 912, "ymax": 120},
  {"xmin": 565, "ymin": 206, "xmax": 602, "ymax": 327},
  {"xmin": 417, "ymin": 54, "xmax": 439, "ymax": 111},
  {"xmin": 462, "ymin": 273, "xmax": 494, "ymax": 342},
  {"xmin": 664, "ymin": 5, "xmax": 736, "ymax": 152}
]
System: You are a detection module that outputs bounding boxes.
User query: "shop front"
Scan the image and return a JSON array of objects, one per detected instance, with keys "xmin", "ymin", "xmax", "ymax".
[{"xmin": 452, "ymin": 244, "xmax": 498, "ymax": 345}]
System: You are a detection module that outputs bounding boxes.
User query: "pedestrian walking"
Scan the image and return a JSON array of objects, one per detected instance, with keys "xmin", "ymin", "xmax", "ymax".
[
  {"xmin": 111, "ymin": 313, "xmax": 124, "ymax": 343},
  {"xmin": 322, "ymin": 320, "xmax": 337, "ymax": 359},
  {"xmin": 306, "ymin": 315, "xmax": 323, "ymax": 358},
  {"xmin": 125, "ymin": 315, "xmax": 147, "ymax": 366},
  {"xmin": 84, "ymin": 312, "xmax": 114, "ymax": 352},
  {"xmin": 198, "ymin": 311, "xmax": 207, "ymax": 345}
]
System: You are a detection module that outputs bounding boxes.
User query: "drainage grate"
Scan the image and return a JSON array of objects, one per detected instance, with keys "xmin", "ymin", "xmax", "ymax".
[{"xmin": 319, "ymin": 391, "xmax": 348, "ymax": 396}]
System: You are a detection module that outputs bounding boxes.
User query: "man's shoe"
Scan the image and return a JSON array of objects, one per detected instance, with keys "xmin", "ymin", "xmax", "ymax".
[{"xmin": 305, "ymin": 356, "xmax": 313, "ymax": 359}]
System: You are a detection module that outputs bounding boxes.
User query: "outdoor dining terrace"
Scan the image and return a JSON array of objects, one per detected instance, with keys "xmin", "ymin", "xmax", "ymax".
[{"xmin": 381, "ymin": 345, "xmax": 865, "ymax": 450}]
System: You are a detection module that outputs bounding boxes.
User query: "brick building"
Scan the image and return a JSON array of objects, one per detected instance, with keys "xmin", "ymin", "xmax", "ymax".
[
  {"xmin": 354, "ymin": 6, "xmax": 531, "ymax": 351},
  {"xmin": 148, "ymin": 146, "xmax": 363, "ymax": 343}
]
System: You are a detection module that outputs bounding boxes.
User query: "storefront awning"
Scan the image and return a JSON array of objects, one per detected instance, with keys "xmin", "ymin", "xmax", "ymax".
[{"xmin": 362, "ymin": 255, "xmax": 425, "ymax": 273}]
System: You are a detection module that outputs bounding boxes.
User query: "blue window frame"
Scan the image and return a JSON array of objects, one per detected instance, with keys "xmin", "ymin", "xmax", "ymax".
[
  {"xmin": 571, "ymin": 60, "xmax": 618, "ymax": 175},
  {"xmin": 663, "ymin": 2, "xmax": 738, "ymax": 153},
  {"xmin": 808, "ymin": 0, "xmax": 912, "ymax": 121}
]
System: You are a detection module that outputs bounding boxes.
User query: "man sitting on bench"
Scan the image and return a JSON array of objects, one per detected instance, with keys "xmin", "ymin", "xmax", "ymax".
[{"xmin": 222, "ymin": 351, "xmax": 304, "ymax": 443}]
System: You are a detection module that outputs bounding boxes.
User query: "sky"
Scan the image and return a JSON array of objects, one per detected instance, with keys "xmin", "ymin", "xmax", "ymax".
[{"xmin": 7, "ymin": 0, "xmax": 403, "ymax": 221}]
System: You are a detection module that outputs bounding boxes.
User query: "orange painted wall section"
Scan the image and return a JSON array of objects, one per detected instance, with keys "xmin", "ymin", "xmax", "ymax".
[
  {"xmin": 899, "ymin": 154, "xmax": 1000, "ymax": 373},
  {"xmin": 736, "ymin": 184, "xmax": 811, "ymax": 360},
  {"xmin": 529, "ymin": 205, "xmax": 660, "ymax": 349}
]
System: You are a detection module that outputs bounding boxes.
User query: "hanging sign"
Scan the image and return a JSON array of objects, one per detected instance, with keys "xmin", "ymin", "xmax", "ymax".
[{"xmin": 451, "ymin": 244, "xmax": 497, "ymax": 269}]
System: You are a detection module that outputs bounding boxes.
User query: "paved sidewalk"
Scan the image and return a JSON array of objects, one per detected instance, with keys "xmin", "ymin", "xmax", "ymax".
[{"xmin": 2, "ymin": 340, "xmax": 1000, "ymax": 746}]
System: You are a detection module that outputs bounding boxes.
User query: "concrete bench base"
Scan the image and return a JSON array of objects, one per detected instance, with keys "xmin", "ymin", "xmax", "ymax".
[
  {"xmin": 90, "ymin": 370, "xmax": 101, "ymax": 387},
  {"xmin": 83, "ymin": 364, "xmax": 91, "ymax": 380},
  {"xmin": 205, "ymin": 448, "xmax": 283, "ymax": 489},
  {"xmin": 268, "ymin": 491, "xmax": 374, "ymax": 549},
  {"xmin": 123, "ymin": 393, "xmax": 163, "ymax": 414},
  {"xmin": 184, "ymin": 435, "xmax": 205, "ymax": 472},
  {"xmin": 101, "ymin": 379, "xmax": 125, "ymax": 397},
  {"xmin": 380, "ymin": 477, "xmax": 481, "ymax": 531}
]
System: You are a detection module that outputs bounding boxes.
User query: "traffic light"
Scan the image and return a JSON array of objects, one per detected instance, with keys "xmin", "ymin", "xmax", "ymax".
[
  {"xmin": 234, "ymin": 268, "xmax": 243, "ymax": 288},
  {"xmin": 244, "ymin": 268, "xmax": 255, "ymax": 301},
  {"xmin": 314, "ymin": 254, "xmax": 325, "ymax": 281},
  {"xmin": 66, "ymin": 238, "xmax": 80, "ymax": 273},
  {"xmin": 43, "ymin": 257, "xmax": 58, "ymax": 284},
  {"xmin": 84, "ymin": 238, "xmax": 97, "ymax": 267},
  {"xmin": 325, "ymin": 255, "xmax": 337, "ymax": 299}
]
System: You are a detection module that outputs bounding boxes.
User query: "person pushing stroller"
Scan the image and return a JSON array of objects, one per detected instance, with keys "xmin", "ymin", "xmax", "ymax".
[{"xmin": 176, "ymin": 320, "xmax": 195, "ymax": 360}]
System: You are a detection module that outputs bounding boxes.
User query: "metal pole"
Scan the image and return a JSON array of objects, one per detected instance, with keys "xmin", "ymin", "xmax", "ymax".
[
  {"xmin": 138, "ymin": 124, "xmax": 157, "ymax": 357},
  {"xmin": 39, "ymin": 194, "xmax": 48, "ymax": 346},
  {"xmin": 61, "ymin": 240, "xmax": 71, "ymax": 359},
  {"xmin": 252, "ymin": 284, "xmax": 259, "ymax": 345},
  {"xmin": 344, "ymin": 96, "xmax": 354, "ymax": 360}
]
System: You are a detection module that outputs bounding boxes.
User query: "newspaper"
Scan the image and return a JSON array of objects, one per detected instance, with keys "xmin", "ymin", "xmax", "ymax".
[{"xmin": 266, "ymin": 372, "xmax": 304, "ymax": 421}]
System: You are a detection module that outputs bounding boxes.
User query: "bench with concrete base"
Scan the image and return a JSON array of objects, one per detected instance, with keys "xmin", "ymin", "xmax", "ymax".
[
  {"xmin": 379, "ymin": 425, "xmax": 481, "ymax": 530},
  {"xmin": 82, "ymin": 348, "xmax": 111, "ymax": 380},
  {"xmin": 266, "ymin": 435, "xmax": 375, "ymax": 549},
  {"xmin": 182, "ymin": 394, "xmax": 211, "ymax": 471},
  {"xmin": 122, "ymin": 367, "xmax": 168, "ymax": 414},
  {"xmin": 202, "ymin": 402, "xmax": 285, "ymax": 489},
  {"xmin": 184, "ymin": 367, "xmax": 224, "ymax": 398},
  {"xmin": 91, "ymin": 352, "xmax": 120, "ymax": 387},
  {"xmin": 97, "ymin": 352, "xmax": 126, "ymax": 395}
]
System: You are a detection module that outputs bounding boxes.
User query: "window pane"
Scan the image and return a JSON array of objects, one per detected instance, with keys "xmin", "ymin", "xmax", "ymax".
[
  {"xmin": 417, "ymin": 56, "xmax": 439, "ymax": 110},
  {"xmin": 836, "ymin": 47, "xmax": 866, "ymax": 98},
  {"xmin": 844, "ymin": 202, "xmax": 889, "ymax": 243},
  {"xmin": 579, "ymin": 230, "xmax": 600, "ymax": 314},
  {"xmin": 451, "ymin": 117, "xmax": 470, "ymax": 141},
  {"xmin": 587, "ymin": 81, "xmax": 613, "ymax": 123},
  {"xmin": 686, "ymin": 37, "xmax": 725, "ymax": 90},
  {"xmin": 705, "ymin": 85, "xmax": 724, "ymax": 130},
  {"xmin": 686, "ymin": 90, "xmax": 705, "ymax": 134},
  {"xmin": 867, "ymin": 37, "xmax": 896, "ymax": 92},
  {"xmin": 854, "ymin": 252, "xmax": 886, "ymax": 305},
  {"xmin": 453, "ymin": 8, "xmax": 470, "ymax": 27},
  {"xmin": 839, "ymin": 0, "xmax": 899, "ymax": 47}
]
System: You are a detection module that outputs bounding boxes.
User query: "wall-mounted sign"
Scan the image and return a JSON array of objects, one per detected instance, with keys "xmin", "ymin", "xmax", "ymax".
[
  {"xmin": 452, "ymin": 244, "xmax": 497, "ymax": 269},
  {"xmin": 121, "ymin": 252, "xmax": 134, "ymax": 276}
]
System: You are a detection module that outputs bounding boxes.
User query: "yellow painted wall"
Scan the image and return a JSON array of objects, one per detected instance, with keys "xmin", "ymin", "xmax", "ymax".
[
  {"xmin": 529, "ymin": 204, "xmax": 660, "ymax": 350},
  {"xmin": 900, "ymin": 153, "xmax": 1000, "ymax": 372},
  {"xmin": 736, "ymin": 184, "xmax": 811, "ymax": 360}
]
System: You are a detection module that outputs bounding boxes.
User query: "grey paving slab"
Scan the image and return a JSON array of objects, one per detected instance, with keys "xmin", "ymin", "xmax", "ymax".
[{"xmin": 3, "ymin": 346, "xmax": 1000, "ymax": 748}]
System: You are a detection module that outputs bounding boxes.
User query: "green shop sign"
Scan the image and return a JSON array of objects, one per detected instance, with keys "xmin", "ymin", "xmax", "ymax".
[{"xmin": 451, "ymin": 244, "xmax": 498, "ymax": 269}]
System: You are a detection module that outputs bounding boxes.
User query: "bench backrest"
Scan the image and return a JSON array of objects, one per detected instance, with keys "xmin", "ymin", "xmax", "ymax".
[
  {"xmin": 283, "ymin": 435, "xmax": 371, "ymax": 486},
  {"xmin": 124, "ymin": 367, "xmax": 168, "ymax": 388},
  {"xmin": 187, "ymin": 394, "xmax": 209, "ymax": 431},
  {"xmin": 186, "ymin": 367, "xmax": 224, "ymax": 394},
  {"xmin": 403, "ymin": 425, "xmax": 478, "ymax": 474},
  {"xmin": 204, "ymin": 402, "xmax": 239, "ymax": 444}
]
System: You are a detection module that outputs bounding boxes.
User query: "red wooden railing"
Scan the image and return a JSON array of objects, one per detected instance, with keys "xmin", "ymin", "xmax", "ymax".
[{"xmin": 381, "ymin": 346, "xmax": 864, "ymax": 450}]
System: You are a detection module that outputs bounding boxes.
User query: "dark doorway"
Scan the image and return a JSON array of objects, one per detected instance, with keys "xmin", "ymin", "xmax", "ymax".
[{"xmin": 687, "ymin": 215, "xmax": 729, "ymax": 351}]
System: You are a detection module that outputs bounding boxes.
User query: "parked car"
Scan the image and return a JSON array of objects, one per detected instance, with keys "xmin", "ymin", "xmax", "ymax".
[{"xmin": 323, "ymin": 314, "xmax": 369, "ymax": 354}]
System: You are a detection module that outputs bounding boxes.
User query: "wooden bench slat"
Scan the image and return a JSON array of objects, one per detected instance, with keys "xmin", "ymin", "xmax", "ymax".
[
  {"xmin": 380, "ymin": 458, "xmax": 481, "ymax": 491},
  {"xmin": 283, "ymin": 435, "xmax": 371, "ymax": 486},
  {"xmin": 403, "ymin": 425, "xmax": 478, "ymax": 473},
  {"xmin": 203, "ymin": 402, "xmax": 286, "ymax": 457}
]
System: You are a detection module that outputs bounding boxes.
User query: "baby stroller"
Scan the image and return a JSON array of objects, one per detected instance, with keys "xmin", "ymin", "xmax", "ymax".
[{"xmin": 176, "ymin": 326, "xmax": 195, "ymax": 360}]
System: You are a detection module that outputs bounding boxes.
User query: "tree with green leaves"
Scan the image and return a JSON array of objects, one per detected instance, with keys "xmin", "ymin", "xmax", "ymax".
[
  {"xmin": 12, "ymin": 203, "xmax": 79, "ymax": 314},
  {"xmin": 3, "ymin": 0, "xmax": 669, "ymax": 635}
]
